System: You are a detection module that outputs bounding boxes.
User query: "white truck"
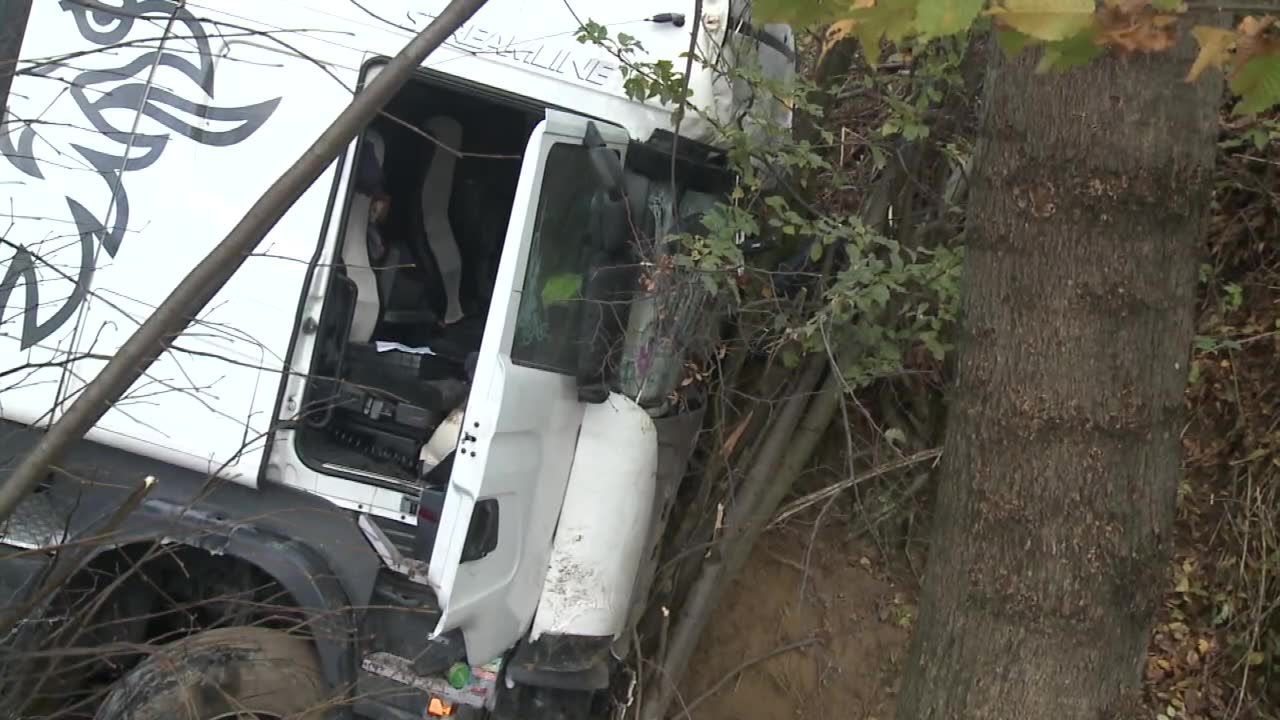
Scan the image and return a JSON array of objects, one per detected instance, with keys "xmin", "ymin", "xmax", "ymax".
[{"xmin": 0, "ymin": 1, "xmax": 792, "ymax": 718}]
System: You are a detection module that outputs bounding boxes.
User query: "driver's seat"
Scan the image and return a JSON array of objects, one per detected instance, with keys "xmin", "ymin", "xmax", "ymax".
[{"xmin": 402, "ymin": 115, "xmax": 485, "ymax": 361}]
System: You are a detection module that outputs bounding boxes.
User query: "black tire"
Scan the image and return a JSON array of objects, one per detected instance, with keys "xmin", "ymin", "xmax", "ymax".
[{"xmin": 94, "ymin": 627, "xmax": 330, "ymax": 720}]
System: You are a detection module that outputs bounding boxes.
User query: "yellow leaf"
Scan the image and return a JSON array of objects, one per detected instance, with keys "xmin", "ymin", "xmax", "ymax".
[
  {"xmin": 853, "ymin": 0, "xmax": 877, "ymax": 8},
  {"xmin": 820, "ymin": 19, "xmax": 859, "ymax": 65},
  {"xmin": 1246, "ymin": 650, "xmax": 1265, "ymax": 666},
  {"xmin": 1188, "ymin": 25, "xmax": 1238, "ymax": 81},
  {"xmin": 987, "ymin": 0, "xmax": 1097, "ymax": 41}
]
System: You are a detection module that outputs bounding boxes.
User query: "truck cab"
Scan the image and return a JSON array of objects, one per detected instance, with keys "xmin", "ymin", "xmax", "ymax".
[{"xmin": 0, "ymin": 1, "xmax": 792, "ymax": 717}]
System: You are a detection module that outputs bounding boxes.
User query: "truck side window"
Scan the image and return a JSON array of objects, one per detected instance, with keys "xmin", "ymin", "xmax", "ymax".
[{"xmin": 511, "ymin": 144, "xmax": 599, "ymax": 374}]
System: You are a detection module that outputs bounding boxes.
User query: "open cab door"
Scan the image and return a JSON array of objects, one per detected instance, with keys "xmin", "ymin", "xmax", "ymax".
[{"xmin": 429, "ymin": 110, "xmax": 630, "ymax": 663}]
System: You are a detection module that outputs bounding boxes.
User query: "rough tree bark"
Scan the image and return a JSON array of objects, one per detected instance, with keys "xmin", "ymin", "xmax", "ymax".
[{"xmin": 897, "ymin": 30, "xmax": 1222, "ymax": 720}]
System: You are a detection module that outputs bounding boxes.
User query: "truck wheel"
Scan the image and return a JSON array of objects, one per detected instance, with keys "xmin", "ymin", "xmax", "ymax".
[{"xmin": 95, "ymin": 627, "xmax": 330, "ymax": 720}]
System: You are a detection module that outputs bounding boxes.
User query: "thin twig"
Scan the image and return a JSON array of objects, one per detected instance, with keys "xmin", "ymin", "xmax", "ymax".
[
  {"xmin": 670, "ymin": 0, "xmax": 703, "ymax": 215},
  {"xmin": 681, "ymin": 638, "xmax": 820, "ymax": 716},
  {"xmin": 642, "ymin": 658, "xmax": 694, "ymax": 720},
  {"xmin": 0, "ymin": 476, "xmax": 157, "ymax": 640},
  {"xmin": 800, "ymin": 489, "xmax": 841, "ymax": 603},
  {"xmin": 772, "ymin": 448, "xmax": 942, "ymax": 527}
]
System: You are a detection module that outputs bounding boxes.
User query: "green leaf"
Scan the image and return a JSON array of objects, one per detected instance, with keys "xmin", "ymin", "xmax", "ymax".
[
  {"xmin": 870, "ymin": 144, "xmax": 887, "ymax": 170},
  {"xmin": 541, "ymin": 273, "xmax": 582, "ymax": 307},
  {"xmin": 700, "ymin": 273, "xmax": 718, "ymax": 294},
  {"xmin": 1036, "ymin": 28, "xmax": 1103, "ymax": 73},
  {"xmin": 850, "ymin": 0, "xmax": 919, "ymax": 66},
  {"xmin": 1247, "ymin": 127, "xmax": 1269, "ymax": 151},
  {"xmin": 921, "ymin": 330, "xmax": 948, "ymax": 360},
  {"xmin": 1150, "ymin": 0, "xmax": 1183, "ymax": 9},
  {"xmin": 987, "ymin": 0, "xmax": 1096, "ymax": 42},
  {"xmin": 996, "ymin": 28, "xmax": 1036, "ymax": 57},
  {"xmin": 917, "ymin": 0, "xmax": 986, "ymax": 37},
  {"xmin": 1224, "ymin": 282, "xmax": 1244, "ymax": 310},
  {"xmin": 753, "ymin": 0, "xmax": 842, "ymax": 25},
  {"xmin": 1230, "ymin": 53, "xmax": 1280, "ymax": 115},
  {"xmin": 1212, "ymin": 599, "xmax": 1233, "ymax": 625},
  {"xmin": 575, "ymin": 19, "xmax": 608, "ymax": 44}
]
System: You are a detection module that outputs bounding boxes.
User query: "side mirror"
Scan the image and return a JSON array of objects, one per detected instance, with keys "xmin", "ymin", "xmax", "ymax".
[{"xmin": 584, "ymin": 122, "xmax": 625, "ymax": 201}]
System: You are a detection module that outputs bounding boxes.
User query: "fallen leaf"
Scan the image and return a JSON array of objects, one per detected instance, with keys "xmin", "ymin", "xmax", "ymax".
[
  {"xmin": 720, "ymin": 411, "xmax": 753, "ymax": 458},
  {"xmin": 1096, "ymin": 4, "xmax": 1178, "ymax": 52}
]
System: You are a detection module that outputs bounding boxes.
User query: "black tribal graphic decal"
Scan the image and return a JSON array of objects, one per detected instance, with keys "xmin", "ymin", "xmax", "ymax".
[{"xmin": 0, "ymin": 0, "xmax": 281, "ymax": 349}]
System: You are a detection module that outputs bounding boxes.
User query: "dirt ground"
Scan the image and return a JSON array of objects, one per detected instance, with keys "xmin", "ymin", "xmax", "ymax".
[{"xmin": 683, "ymin": 527, "xmax": 913, "ymax": 720}]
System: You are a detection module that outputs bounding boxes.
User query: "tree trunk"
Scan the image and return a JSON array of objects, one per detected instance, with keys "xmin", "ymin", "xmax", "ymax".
[{"xmin": 897, "ymin": 31, "xmax": 1221, "ymax": 720}]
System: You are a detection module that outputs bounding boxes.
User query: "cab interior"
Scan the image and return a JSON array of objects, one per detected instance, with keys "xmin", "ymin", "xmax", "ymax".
[{"xmin": 296, "ymin": 76, "xmax": 539, "ymax": 491}]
